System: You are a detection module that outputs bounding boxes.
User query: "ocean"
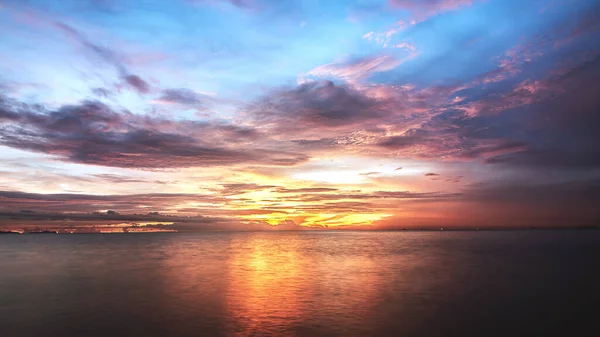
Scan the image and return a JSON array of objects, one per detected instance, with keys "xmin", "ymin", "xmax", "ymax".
[{"xmin": 1, "ymin": 231, "xmax": 599, "ymax": 337}]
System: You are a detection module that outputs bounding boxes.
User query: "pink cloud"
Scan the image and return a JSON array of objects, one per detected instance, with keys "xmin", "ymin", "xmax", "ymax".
[
  {"xmin": 188, "ymin": 0, "xmax": 259, "ymax": 10},
  {"xmin": 392, "ymin": 42, "xmax": 416, "ymax": 51},
  {"xmin": 475, "ymin": 34, "xmax": 552, "ymax": 85},
  {"xmin": 307, "ymin": 55, "xmax": 402, "ymax": 82},
  {"xmin": 362, "ymin": 21, "xmax": 413, "ymax": 48},
  {"xmin": 389, "ymin": 0, "xmax": 474, "ymax": 21}
]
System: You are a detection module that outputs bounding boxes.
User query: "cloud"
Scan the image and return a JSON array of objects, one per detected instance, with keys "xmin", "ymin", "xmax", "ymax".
[
  {"xmin": 290, "ymin": 138, "xmax": 339, "ymax": 149},
  {"xmin": 370, "ymin": 178, "xmax": 600, "ymax": 229},
  {"xmin": 152, "ymin": 88, "xmax": 213, "ymax": 108},
  {"xmin": 250, "ymin": 80, "xmax": 456, "ymax": 144},
  {"xmin": 0, "ymin": 190, "xmax": 299, "ymax": 229},
  {"xmin": 274, "ymin": 190, "xmax": 460, "ymax": 203},
  {"xmin": 123, "ymin": 74, "xmax": 150, "ymax": 94},
  {"xmin": 376, "ymin": 134, "xmax": 424, "ymax": 149},
  {"xmin": 54, "ymin": 22, "xmax": 150, "ymax": 94},
  {"xmin": 474, "ymin": 35, "xmax": 553, "ymax": 85},
  {"xmin": 90, "ymin": 174, "xmax": 148, "ymax": 184},
  {"xmin": 2, "ymin": 176, "xmax": 599, "ymax": 229},
  {"xmin": 244, "ymin": 49, "xmax": 600, "ymax": 166},
  {"xmin": 362, "ymin": 22, "xmax": 417, "ymax": 49},
  {"xmin": 0, "ymin": 209, "xmax": 207, "ymax": 225},
  {"xmin": 0, "ymin": 96, "xmax": 308, "ymax": 169},
  {"xmin": 393, "ymin": 42, "xmax": 416, "ymax": 51},
  {"xmin": 481, "ymin": 54, "xmax": 600, "ymax": 169},
  {"xmin": 216, "ymin": 183, "xmax": 277, "ymax": 196},
  {"xmin": 223, "ymin": 0, "xmax": 255, "ymax": 8},
  {"xmin": 188, "ymin": 0, "xmax": 259, "ymax": 9},
  {"xmin": 248, "ymin": 80, "xmax": 388, "ymax": 133},
  {"xmin": 307, "ymin": 55, "xmax": 402, "ymax": 82},
  {"xmin": 0, "ymin": 190, "xmax": 221, "ymax": 214},
  {"xmin": 363, "ymin": 32, "xmax": 374, "ymax": 39},
  {"xmin": 0, "ymin": 207, "xmax": 310, "ymax": 232},
  {"xmin": 274, "ymin": 187, "xmax": 338, "ymax": 193},
  {"xmin": 389, "ymin": 0, "xmax": 474, "ymax": 21},
  {"xmin": 0, "ymin": 108, "xmax": 20, "ymax": 122},
  {"xmin": 459, "ymin": 141, "xmax": 527, "ymax": 159},
  {"xmin": 359, "ymin": 46, "xmax": 600, "ymax": 168},
  {"xmin": 91, "ymin": 87, "xmax": 113, "ymax": 97},
  {"xmin": 554, "ymin": 3, "xmax": 600, "ymax": 48},
  {"xmin": 424, "ymin": 173, "xmax": 439, "ymax": 176},
  {"xmin": 212, "ymin": 184, "xmax": 339, "ymax": 196},
  {"xmin": 54, "ymin": 22, "xmax": 126, "ymax": 72},
  {"xmin": 458, "ymin": 179, "xmax": 600, "ymax": 226}
]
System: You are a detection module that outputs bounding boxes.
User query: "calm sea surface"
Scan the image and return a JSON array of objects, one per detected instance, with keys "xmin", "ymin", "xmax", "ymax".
[{"xmin": 1, "ymin": 231, "xmax": 599, "ymax": 337}]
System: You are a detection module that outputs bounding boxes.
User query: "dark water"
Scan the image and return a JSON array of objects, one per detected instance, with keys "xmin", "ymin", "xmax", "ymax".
[{"xmin": 1, "ymin": 231, "xmax": 599, "ymax": 337}]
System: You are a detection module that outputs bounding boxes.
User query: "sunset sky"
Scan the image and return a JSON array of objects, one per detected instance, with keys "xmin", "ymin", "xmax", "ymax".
[{"xmin": 1, "ymin": 0, "xmax": 599, "ymax": 229}]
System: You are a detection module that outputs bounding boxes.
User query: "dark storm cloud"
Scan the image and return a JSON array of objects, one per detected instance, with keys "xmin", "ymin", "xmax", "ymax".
[{"xmin": 0, "ymin": 97, "xmax": 308, "ymax": 168}]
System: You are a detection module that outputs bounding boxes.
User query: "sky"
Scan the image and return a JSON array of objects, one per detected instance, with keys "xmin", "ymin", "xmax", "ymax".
[{"xmin": 1, "ymin": 0, "xmax": 599, "ymax": 230}]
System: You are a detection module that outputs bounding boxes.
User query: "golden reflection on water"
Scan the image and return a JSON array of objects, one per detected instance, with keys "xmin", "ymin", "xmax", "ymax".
[
  {"xmin": 224, "ymin": 233, "xmax": 387, "ymax": 336},
  {"xmin": 154, "ymin": 232, "xmax": 439, "ymax": 336},
  {"xmin": 226, "ymin": 236, "xmax": 305, "ymax": 335}
]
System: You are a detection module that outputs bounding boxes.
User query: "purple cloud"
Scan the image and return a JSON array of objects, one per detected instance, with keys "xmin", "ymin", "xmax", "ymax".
[
  {"xmin": 153, "ymin": 88, "xmax": 213, "ymax": 108},
  {"xmin": 389, "ymin": 0, "xmax": 475, "ymax": 20},
  {"xmin": 0, "ymin": 97, "xmax": 308, "ymax": 168}
]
